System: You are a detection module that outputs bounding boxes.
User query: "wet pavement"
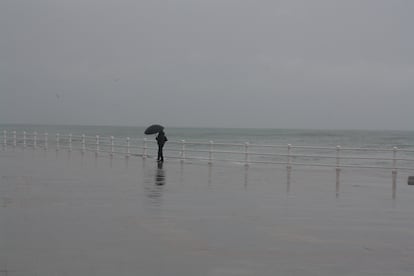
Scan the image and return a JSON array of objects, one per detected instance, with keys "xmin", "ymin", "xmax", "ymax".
[{"xmin": 1, "ymin": 150, "xmax": 414, "ymax": 275}]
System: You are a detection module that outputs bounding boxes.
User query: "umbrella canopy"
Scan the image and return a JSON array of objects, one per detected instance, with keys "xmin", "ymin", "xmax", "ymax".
[{"xmin": 144, "ymin": 124, "xmax": 164, "ymax": 135}]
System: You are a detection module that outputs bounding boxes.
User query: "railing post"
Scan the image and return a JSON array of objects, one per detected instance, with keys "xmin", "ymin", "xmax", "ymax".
[
  {"xmin": 23, "ymin": 131, "xmax": 26, "ymax": 149},
  {"xmin": 126, "ymin": 137, "xmax": 130, "ymax": 158},
  {"xmin": 244, "ymin": 142, "xmax": 249, "ymax": 167},
  {"xmin": 56, "ymin": 133, "xmax": 60, "ymax": 151},
  {"xmin": 336, "ymin": 145, "xmax": 341, "ymax": 169},
  {"xmin": 81, "ymin": 134, "xmax": 86, "ymax": 153},
  {"xmin": 287, "ymin": 144, "xmax": 292, "ymax": 170},
  {"xmin": 392, "ymin": 147, "xmax": 398, "ymax": 172},
  {"xmin": 110, "ymin": 136, "xmax": 114, "ymax": 156},
  {"xmin": 67, "ymin": 134, "xmax": 72, "ymax": 152},
  {"xmin": 13, "ymin": 131, "xmax": 17, "ymax": 148},
  {"xmin": 181, "ymin": 140, "xmax": 186, "ymax": 161},
  {"xmin": 336, "ymin": 145, "xmax": 341, "ymax": 194},
  {"xmin": 3, "ymin": 130, "xmax": 6, "ymax": 150},
  {"xmin": 209, "ymin": 141, "xmax": 213, "ymax": 164},
  {"xmin": 44, "ymin": 133, "xmax": 48, "ymax": 150},
  {"xmin": 143, "ymin": 138, "xmax": 147, "ymax": 158},
  {"xmin": 95, "ymin": 135, "xmax": 100, "ymax": 154},
  {"xmin": 33, "ymin": 131, "xmax": 37, "ymax": 149},
  {"xmin": 392, "ymin": 147, "xmax": 398, "ymax": 198}
]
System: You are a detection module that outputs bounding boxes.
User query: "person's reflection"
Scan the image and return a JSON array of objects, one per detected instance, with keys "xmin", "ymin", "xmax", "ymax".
[
  {"xmin": 155, "ymin": 162, "xmax": 165, "ymax": 186},
  {"xmin": 143, "ymin": 163, "xmax": 166, "ymax": 206},
  {"xmin": 286, "ymin": 166, "xmax": 291, "ymax": 194},
  {"xmin": 244, "ymin": 165, "xmax": 248, "ymax": 189}
]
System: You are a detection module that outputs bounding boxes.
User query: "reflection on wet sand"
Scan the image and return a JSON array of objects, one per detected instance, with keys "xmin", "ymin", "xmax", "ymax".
[
  {"xmin": 179, "ymin": 161, "xmax": 184, "ymax": 184},
  {"xmin": 143, "ymin": 162, "xmax": 166, "ymax": 206},
  {"xmin": 392, "ymin": 170, "xmax": 397, "ymax": 199},
  {"xmin": 244, "ymin": 165, "xmax": 248, "ymax": 189},
  {"xmin": 336, "ymin": 168, "xmax": 340, "ymax": 198},
  {"xmin": 286, "ymin": 166, "xmax": 291, "ymax": 194},
  {"xmin": 155, "ymin": 162, "xmax": 165, "ymax": 186},
  {"xmin": 73, "ymin": 154, "xmax": 402, "ymax": 200},
  {"xmin": 124, "ymin": 156, "xmax": 129, "ymax": 169},
  {"xmin": 2, "ymin": 150, "xmax": 412, "ymax": 276},
  {"xmin": 66, "ymin": 152, "xmax": 403, "ymax": 202}
]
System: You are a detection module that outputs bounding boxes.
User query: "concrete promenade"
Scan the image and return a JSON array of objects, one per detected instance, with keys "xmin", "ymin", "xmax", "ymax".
[{"xmin": 1, "ymin": 149, "xmax": 414, "ymax": 275}]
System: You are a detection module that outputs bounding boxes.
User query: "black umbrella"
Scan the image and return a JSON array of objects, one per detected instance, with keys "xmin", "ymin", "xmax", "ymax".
[{"xmin": 144, "ymin": 124, "xmax": 164, "ymax": 135}]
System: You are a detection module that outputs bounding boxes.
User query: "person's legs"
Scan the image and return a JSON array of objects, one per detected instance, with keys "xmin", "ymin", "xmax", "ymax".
[
  {"xmin": 157, "ymin": 144, "xmax": 164, "ymax": 161},
  {"xmin": 159, "ymin": 144, "xmax": 164, "ymax": 161}
]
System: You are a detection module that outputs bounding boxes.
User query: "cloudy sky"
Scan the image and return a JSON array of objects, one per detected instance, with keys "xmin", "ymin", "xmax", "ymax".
[{"xmin": 1, "ymin": 0, "xmax": 413, "ymax": 130}]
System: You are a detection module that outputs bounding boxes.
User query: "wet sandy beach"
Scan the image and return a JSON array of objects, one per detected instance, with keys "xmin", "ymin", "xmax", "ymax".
[{"xmin": 1, "ymin": 149, "xmax": 414, "ymax": 275}]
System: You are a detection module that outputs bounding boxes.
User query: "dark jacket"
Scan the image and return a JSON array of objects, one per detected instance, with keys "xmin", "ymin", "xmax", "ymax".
[{"xmin": 156, "ymin": 131, "xmax": 168, "ymax": 146}]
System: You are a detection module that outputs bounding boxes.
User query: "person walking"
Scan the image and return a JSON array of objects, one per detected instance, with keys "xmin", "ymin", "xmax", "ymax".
[{"xmin": 156, "ymin": 130, "xmax": 168, "ymax": 162}]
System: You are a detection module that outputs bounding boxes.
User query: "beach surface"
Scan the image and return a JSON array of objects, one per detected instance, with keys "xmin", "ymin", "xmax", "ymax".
[{"xmin": 1, "ymin": 149, "xmax": 414, "ymax": 275}]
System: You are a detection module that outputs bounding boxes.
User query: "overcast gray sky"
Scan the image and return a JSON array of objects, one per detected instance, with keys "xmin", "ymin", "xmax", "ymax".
[{"xmin": 1, "ymin": 0, "xmax": 413, "ymax": 130}]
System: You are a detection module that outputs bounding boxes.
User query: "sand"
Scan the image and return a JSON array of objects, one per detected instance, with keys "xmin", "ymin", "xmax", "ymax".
[{"xmin": 1, "ymin": 149, "xmax": 414, "ymax": 275}]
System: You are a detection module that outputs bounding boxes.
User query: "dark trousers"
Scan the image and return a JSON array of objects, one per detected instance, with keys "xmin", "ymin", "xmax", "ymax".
[{"xmin": 157, "ymin": 144, "xmax": 164, "ymax": 161}]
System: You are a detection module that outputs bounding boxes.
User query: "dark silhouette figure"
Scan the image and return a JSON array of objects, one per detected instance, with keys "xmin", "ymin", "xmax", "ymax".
[{"xmin": 156, "ymin": 131, "xmax": 168, "ymax": 162}]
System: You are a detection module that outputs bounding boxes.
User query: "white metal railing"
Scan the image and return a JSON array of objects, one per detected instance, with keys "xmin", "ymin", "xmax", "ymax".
[{"xmin": 2, "ymin": 130, "xmax": 414, "ymax": 174}]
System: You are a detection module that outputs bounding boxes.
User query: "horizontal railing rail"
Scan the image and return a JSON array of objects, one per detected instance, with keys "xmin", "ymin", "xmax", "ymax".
[{"xmin": 2, "ymin": 130, "xmax": 414, "ymax": 173}]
